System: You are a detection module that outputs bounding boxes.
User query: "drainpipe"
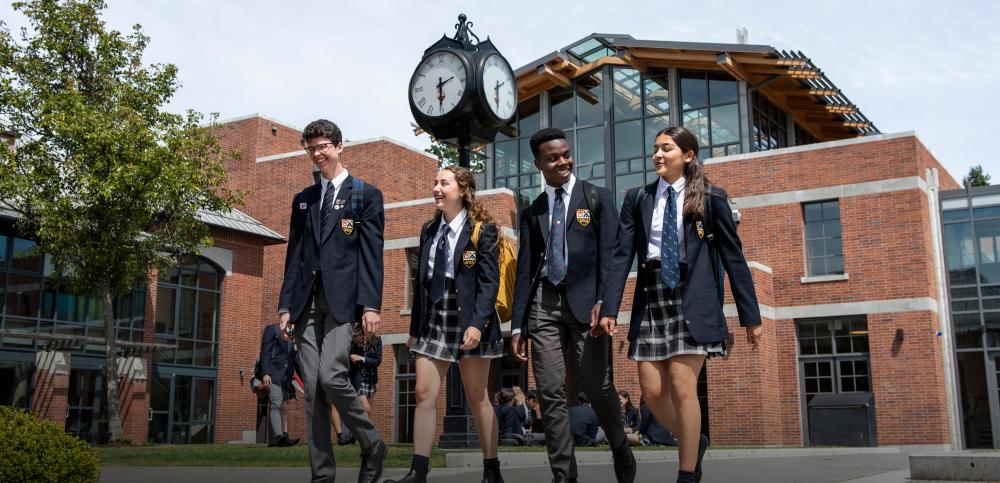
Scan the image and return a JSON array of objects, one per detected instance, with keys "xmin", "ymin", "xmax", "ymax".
[{"xmin": 927, "ymin": 167, "xmax": 963, "ymax": 449}]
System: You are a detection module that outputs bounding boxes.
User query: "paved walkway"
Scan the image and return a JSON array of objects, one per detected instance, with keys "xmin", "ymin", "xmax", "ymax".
[{"xmin": 100, "ymin": 450, "xmax": 923, "ymax": 483}]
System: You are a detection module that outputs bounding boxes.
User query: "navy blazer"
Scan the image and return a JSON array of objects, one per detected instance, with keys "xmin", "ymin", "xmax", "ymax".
[
  {"xmin": 349, "ymin": 336, "xmax": 382, "ymax": 391},
  {"xmin": 259, "ymin": 324, "xmax": 294, "ymax": 385},
  {"xmin": 495, "ymin": 403, "xmax": 525, "ymax": 437},
  {"xmin": 409, "ymin": 216, "xmax": 502, "ymax": 343},
  {"xmin": 602, "ymin": 183, "xmax": 761, "ymax": 344},
  {"xmin": 511, "ymin": 180, "xmax": 619, "ymax": 333},
  {"xmin": 279, "ymin": 175, "xmax": 385, "ymax": 324}
]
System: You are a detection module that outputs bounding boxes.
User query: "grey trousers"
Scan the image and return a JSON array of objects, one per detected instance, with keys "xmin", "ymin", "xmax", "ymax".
[
  {"xmin": 267, "ymin": 382, "xmax": 285, "ymax": 442},
  {"xmin": 295, "ymin": 283, "xmax": 380, "ymax": 483},
  {"xmin": 528, "ymin": 282, "xmax": 627, "ymax": 480}
]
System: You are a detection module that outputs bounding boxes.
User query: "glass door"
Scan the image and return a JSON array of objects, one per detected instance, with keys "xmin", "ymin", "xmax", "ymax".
[
  {"xmin": 147, "ymin": 372, "xmax": 216, "ymax": 444},
  {"xmin": 989, "ymin": 353, "xmax": 1000, "ymax": 448},
  {"xmin": 66, "ymin": 368, "xmax": 106, "ymax": 444}
]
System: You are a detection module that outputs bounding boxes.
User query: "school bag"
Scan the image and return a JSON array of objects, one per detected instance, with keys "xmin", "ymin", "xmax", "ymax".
[{"xmin": 471, "ymin": 222, "xmax": 517, "ymax": 323}]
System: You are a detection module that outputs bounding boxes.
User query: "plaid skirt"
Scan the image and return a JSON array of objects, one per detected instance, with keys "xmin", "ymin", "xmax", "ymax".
[
  {"xmin": 629, "ymin": 266, "xmax": 727, "ymax": 362},
  {"xmin": 356, "ymin": 379, "xmax": 376, "ymax": 396},
  {"xmin": 410, "ymin": 279, "xmax": 505, "ymax": 362}
]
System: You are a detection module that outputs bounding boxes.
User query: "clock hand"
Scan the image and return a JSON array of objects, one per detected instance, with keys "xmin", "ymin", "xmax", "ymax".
[
  {"xmin": 441, "ymin": 76, "xmax": 455, "ymax": 86},
  {"xmin": 437, "ymin": 77, "xmax": 446, "ymax": 105},
  {"xmin": 494, "ymin": 79, "xmax": 503, "ymax": 107}
]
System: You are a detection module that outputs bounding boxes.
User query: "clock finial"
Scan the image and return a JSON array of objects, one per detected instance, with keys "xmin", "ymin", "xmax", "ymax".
[{"xmin": 453, "ymin": 13, "xmax": 480, "ymax": 49}]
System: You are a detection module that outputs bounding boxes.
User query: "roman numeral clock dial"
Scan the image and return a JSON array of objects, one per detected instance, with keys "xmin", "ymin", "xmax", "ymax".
[
  {"xmin": 410, "ymin": 51, "xmax": 467, "ymax": 117},
  {"xmin": 482, "ymin": 53, "xmax": 516, "ymax": 121}
]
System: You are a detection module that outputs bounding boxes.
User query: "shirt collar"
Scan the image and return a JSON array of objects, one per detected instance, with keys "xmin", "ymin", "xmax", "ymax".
[
  {"xmin": 320, "ymin": 169, "xmax": 350, "ymax": 190},
  {"xmin": 544, "ymin": 174, "xmax": 576, "ymax": 199},
  {"xmin": 657, "ymin": 176, "xmax": 686, "ymax": 197},
  {"xmin": 440, "ymin": 208, "xmax": 467, "ymax": 235}
]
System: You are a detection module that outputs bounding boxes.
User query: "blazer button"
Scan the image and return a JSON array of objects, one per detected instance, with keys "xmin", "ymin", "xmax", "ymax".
[
  {"xmin": 641, "ymin": 263, "xmax": 646, "ymax": 269},
  {"xmin": 643, "ymin": 287, "xmax": 648, "ymax": 293},
  {"xmin": 458, "ymin": 307, "xmax": 462, "ymax": 312}
]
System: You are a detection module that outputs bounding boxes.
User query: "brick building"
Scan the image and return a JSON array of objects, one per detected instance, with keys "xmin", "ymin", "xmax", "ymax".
[{"xmin": 0, "ymin": 33, "xmax": 966, "ymax": 448}]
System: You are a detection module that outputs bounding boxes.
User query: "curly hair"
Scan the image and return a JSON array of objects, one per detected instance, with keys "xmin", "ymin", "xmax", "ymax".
[{"xmin": 432, "ymin": 166, "xmax": 499, "ymax": 250}]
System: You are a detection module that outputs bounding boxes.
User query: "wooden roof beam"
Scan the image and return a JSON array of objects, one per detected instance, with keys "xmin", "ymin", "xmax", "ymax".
[
  {"xmin": 843, "ymin": 121, "xmax": 872, "ymax": 129},
  {"xmin": 808, "ymin": 88, "xmax": 840, "ymax": 97},
  {"xmin": 716, "ymin": 53, "xmax": 750, "ymax": 82},
  {"xmin": 538, "ymin": 65, "xmax": 571, "ymax": 88},
  {"xmin": 730, "ymin": 54, "xmax": 810, "ymax": 68}
]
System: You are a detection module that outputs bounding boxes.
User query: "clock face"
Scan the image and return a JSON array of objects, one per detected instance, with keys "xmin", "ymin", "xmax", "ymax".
[
  {"xmin": 482, "ymin": 53, "xmax": 516, "ymax": 120},
  {"xmin": 410, "ymin": 51, "xmax": 468, "ymax": 117}
]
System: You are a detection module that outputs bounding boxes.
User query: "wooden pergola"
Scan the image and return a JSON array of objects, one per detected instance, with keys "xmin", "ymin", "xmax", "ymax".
[{"xmin": 513, "ymin": 35, "xmax": 877, "ymax": 142}]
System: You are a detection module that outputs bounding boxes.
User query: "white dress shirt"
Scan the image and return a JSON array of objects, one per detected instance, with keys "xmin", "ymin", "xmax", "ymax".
[
  {"xmin": 541, "ymin": 174, "xmax": 576, "ymax": 276},
  {"xmin": 427, "ymin": 209, "xmax": 468, "ymax": 280},
  {"xmin": 647, "ymin": 176, "xmax": 685, "ymax": 261},
  {"xmin": 319, "ymin": 169, "xmax": 350, "ymax": 208}
]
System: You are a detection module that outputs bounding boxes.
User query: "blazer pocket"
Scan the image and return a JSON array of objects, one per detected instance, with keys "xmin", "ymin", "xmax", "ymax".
[{"xmin": 690, "ymin": 289, "xmax": 725, "ymax": 328}]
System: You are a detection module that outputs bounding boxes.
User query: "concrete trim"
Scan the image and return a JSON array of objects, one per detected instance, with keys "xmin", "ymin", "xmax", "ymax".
[
  {"xmin": 255, "ymin": 136, "xmax": 440, "ymax": 164},
  {"xmin": 732, "ymin": 176, "xmax": 929, "ymax": 209},
  {"xmin": 753, "ymin": 297, "xmax": 939, "ymax": 319},
  {"xmin": 971, "ymin": 193, "xmax": 1000, "ymax": 207},
  {"xmin": 703, "ymin": 131, "xmax": 917, "ymax": 165},
  {"xmin": 199, "ymin": 246, "xmax": 233, "ymax": 276},
  {"xmin": 385, "ymin": 237, "xmax": 420, "ymax": 250},
  {"xmin": 384, "ymin": 188, "xmax": 517, "ymax": 210},
  {"xmin": 381, "ymin": 333, "xmax": 411, "ymax": 345},
  {"xmin": 747, "ymin": 261, "xmax": 773, "ymax": 274},
  {"xmin": 206, "ymin": 113, "xmax": 302, "ymax": 131},
  {"xmin": 941, "ymin": 198, "xmax": 968, "ymax": 210},
  {"xmin": 800, "ymin": 273, "xmax": 849, "ymax": 284}
]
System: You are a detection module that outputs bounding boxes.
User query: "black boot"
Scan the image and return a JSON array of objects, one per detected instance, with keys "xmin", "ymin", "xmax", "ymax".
[
  {"xmin": 481, "ymin": 458, "xmax": 504, "ymax": 483},
  {"xmin": 282, "ymin": 433, "xmax": 300, "ymax": 446},
  {"xmin": 611, "ymin": 439, "xmax": 636, "ymax": 483},
  {"xmin": 384, "ymin": 453, "xmax": 429, "ymax": 483},
  {"xmin": 694, "ymin": 434, "xmax": 709, "ymax": 482},
  {"xmin": 676, "ymin": 470, "xmax": 696, "ymax": 483},
  {"xmin": 357, "ymin": 440, "xmax": 387, "ymax": 483}
]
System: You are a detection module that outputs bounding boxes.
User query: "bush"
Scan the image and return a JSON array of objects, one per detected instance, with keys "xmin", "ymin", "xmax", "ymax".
[{"xmin": 0, "ymin": 405, "xmax": 100, "ymax": 482}]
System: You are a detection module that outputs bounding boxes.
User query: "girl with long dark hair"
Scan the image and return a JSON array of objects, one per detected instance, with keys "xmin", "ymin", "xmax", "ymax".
[{"xmin": 600, "ymin": 126, "xmax": 763, "ymax": 483}]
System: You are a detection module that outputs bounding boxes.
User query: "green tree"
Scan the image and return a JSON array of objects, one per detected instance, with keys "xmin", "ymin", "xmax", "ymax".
[
  {"xmin": 0, "ymin": 0, "xmax": 241, "ymax": 442},
  {"xmin": 963, "ymin": 164, "xmax": 991, "ymax": 187},
  {"xmin": 425, "ymin": 138, "xmax": 486, "ymax": 173}
]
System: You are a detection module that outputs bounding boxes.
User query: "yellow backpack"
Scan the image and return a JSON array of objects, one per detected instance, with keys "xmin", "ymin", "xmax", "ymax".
[{"xmin": 471, "ymin": 222, "xmax": 517, "ymax": 323}]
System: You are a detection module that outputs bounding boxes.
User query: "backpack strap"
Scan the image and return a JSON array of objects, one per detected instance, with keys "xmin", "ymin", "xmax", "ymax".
[
  {"xmin": 582, "ymin": 182, "xmax": 601, "ymax": 230},
  {"xmin": 351, "ymin": 177, "xmax": 364, "ymax": 215},
  {"xmin": 472, "ymin": 221, "xmax": 482, "ymax": 249},
  {"xmin": 703, "ymin": 188, "xmax": 724, "ymax": 305}
]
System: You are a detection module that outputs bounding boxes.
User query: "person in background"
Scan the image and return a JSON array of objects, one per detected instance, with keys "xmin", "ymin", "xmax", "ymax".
[
  {"xmin": 496, "ymin": 387, "xmax": 526, "ymax": 446},
  {"xmin": 512, "ymin": 386, "xmax": 532, "ymax": 430},
  {"xmin": 258, "ymin": 322, "xmax": 300, "ymax": 447},
  {"xmin": 640, "ymin": 396, "xmax": 677, "ymax": 446},
  {"xmin": 568, "ymin": 391, "xmax": 604, "ymax": 447},
  {"xmin": 350, "ymin": 322, "xmax": 383, "ymax": 420},
  {"xmin": 619, "ymin": 390, "xmax": 642, "ymax": 446}
]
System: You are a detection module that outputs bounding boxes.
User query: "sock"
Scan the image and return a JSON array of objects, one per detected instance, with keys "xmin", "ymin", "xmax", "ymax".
[
  {"xmin": 677, "ymin": 470, "xmax": 696, "ymax": 483},
  {"xmin": 411, "ymin": 454, "xmax": 430, "ymax": 475},
  {"xmin": 483, "ymin": 457, "xmax": 500, "ymax": 470}
]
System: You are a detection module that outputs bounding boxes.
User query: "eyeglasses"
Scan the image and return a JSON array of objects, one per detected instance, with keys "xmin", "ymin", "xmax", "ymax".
[{"xmin": 304, "ymin": 142, "xmax": 336, "ymax": 155}]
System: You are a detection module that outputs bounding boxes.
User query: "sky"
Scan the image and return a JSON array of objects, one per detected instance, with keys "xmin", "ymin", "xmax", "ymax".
[{"xmin": 1, "ymin": 0, "xmax": 998, "ymax": 182}]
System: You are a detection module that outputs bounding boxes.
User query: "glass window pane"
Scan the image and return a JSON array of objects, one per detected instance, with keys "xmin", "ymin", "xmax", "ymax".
[
  {"xmin": 828, "ymin": 255, "xmax": 844, "ymax": 274},
  {"xmin": 6, "ymin": 274, "xmax": 41, "ymax": 317},
  {"xmin": 198, "ymin": 267, "xmax": 219, "ymax": 291},
  {"xmin": 976, "ymin": 220, "xmax": 1000, "ymax": 283},
  {"xmin": 823, "ymin": 201, "xmax": 840, "ymax": 220},
  {"xmin": 0, "ymin": 234, "xmax": 7, "ymax": 269},
  {"xmin": 196, "ymin": 291, "xmax": 217, "ymax": 342},
  {"xmin": 952, "ymin": 287, "xmax": 979, "ymax": 299},
  {"xmin": 576, "ymin": 72, "xmax": 604, "ymax": 126},
  {"xmin": 825, "ymin": 219, "xmax": 842, "ymax": 237},
  {"xmin": 942, "ymin": 210, "xmax": 970, "ymax": 223},
  {"xmin": 709, "ymin": 78, "xmax": 738, "ymax": 105},
  {"xmin": 804, "ymin": 203, "xmax": 823, "ymax": 222},
  {"xmin": 519, "ymin": 138, "xmax": 533, "ymax": 174},
  {"xmin": 11, "ymin": 238, "xmax": 42, "ymax": 273},
  {"xmin": 681, "ymin": 76, "xmax": 707, "ymax": 110},
  {"xmin": 193, "ymin": 379, "xmax": 214, "ymax": 422},
  {"xmin": 613, "ymin": 68, "xmax": 642, "ymax": 120},
  {"xmin": 518, "ymin": 96, "xmax": 540, "ymax": 136},
  {"xmin": 682, "ymin": 109, "xmax": 710, "ymax": 148},
  {"xmin": 644, "ymin": 115, "xmax": 670, "ymax": 155},
  {"xmin": 155, "ymin": 287, "xmax": 176, "ymax": 334},
  {"xmin": 805, "ymin": 221, "xmax": 824, "ymax": 240},
  {"xmin": 494, "ymin": 140, "xmax": 516, "ymax": 178},
  {"xmin": 550, "ymin": 87, "xmax": 574, "ymax": 130},
  {"xmin": 826, "ymin": 238, "xmax": 843, "ymax": 257},
  {"xmin": 954, "ymin": 313, "xmax": 983, "ymax": 348},
  {"xmin": 806, "ymin": 239, "xmax": 826, "ymax": 258},
  {"xmin": 710, "ymin": 104, "xmax": 740, "ymax": 145},
  {"xmin": 643, "ymin": 77, "xmax": 670, "ymax": 117},
  {"xmin": 986, "ymin": 312, "xmax": 1000, "ymax": 347},
  {"xmin": 614, "ymin": 119, "xmax": 642, "ymax": 160},
  {"xmin": 973, "ymin": 206, "xmax": 1000, "ymax": 219},
  {"xmin": 178, "ymin": 289, "xmax": 195, "ymax": 339},
  {"xmin": 944, "ymin": 223, "xmax": 977, "ymax": 285},
  {"xmin": 615, "ymin": 173, "xmax": 645, "ymax": 208},
  {"xmin": 176, "ymin": 339, "xmax": 194, "ymax": 365},
  {"xmin": 576, "ymin": 126, "xmax": 604, "ymax": 166}
]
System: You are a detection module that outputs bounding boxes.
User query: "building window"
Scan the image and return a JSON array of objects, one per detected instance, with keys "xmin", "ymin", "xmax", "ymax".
[
  {"xmin": 752, "ymin": 93, "xmax": 788, "ymax": 151},
  {"xmin": 797, "ymin": 317, "xmax": 871, "ymax": 402},
  {"xmin": 394, "ymin": 344, "xmax": 416, "ymax": 443},
  {"xmin": 795, "ymin": 122, "xmax": 818, "ymax": 147},
  {"xmin": 612, "ymin": 67, "xmax": 671, "ymax": 207},
  {"xmin": 550, "ymin": 71, "xmax": 606, "ymax": 188},
  {"xmin": 0, "ymin": 359, "xmax": 33, "ymax": 410},
  {"xmin": 493, "ymin": 96, "xmax": 541, "ymax": 207},
  {"xmin": 803, "ymin": 200, "xmax": 843, "ymax": 276},
  {"xmin": 154, "ymin": 258, "xmax": 222, "ymax": 367},
  {"xmin": 680, "ymin": 71, "xmax": 741, "ymax": 158},
  {"xmin": 405, "ymin": 248, "xmax": 419, "ymax": 311}
]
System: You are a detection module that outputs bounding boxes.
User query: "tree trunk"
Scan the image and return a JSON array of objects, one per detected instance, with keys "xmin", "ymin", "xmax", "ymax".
[{"xmin": 102, "ymin": 287, "xmax": 124, "ymax": 442}]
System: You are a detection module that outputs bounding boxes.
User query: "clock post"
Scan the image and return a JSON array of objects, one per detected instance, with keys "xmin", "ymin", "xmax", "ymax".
[{"xmin": 407, "ymin": 14, "xmax": 517, "ymax": 449}]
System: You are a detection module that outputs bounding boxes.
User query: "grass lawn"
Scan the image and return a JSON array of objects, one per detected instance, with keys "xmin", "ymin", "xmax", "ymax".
[{"xmin": 99, "ymin": 444, "xmax": 446, "ymax": 468}]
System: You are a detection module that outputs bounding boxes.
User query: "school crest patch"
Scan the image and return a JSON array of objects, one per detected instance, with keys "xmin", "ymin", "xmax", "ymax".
[
  {"xmin": 462, "ymin": 250, "xmax": 477, "ymax": 268},
  {"xmin": 696, "ymin": 221, "xmax": 705, "ymax": 239},
  {"xmin": 576, "ymin": 209, "xmax": 592, "ymax": 227},
  {"xmin": 341, "ymin": 219, "xmax": 354, "ymax": 235}
]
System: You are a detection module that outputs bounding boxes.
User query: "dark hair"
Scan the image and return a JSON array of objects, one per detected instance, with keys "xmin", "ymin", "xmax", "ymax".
[
  {"xmin": 529, "ymin": 127, "xmax": 567, "ymax": 159},
  {"xmin": 618, "ymin": 390, "xmax": 634, "ymax": 414},
  {"xmin": 576, "ymin": 391, "xmax": 589, "ymax": 405},
  {"xmin": 301, "ymin": 119, "xmax": 342, "ymax": 145},
  {"xmin": 526, "ymin": 389, "xmax": 537, "ymax": 401},
  {"xmin": 654, "ymin": 126, "xmax": 713, "ymax": 221},
  {"xmin": 497, "ymin": 387, "xmax": 515, "ymax": 405}
]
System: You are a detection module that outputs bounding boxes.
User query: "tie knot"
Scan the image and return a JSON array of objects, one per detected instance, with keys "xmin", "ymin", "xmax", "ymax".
[
  {"xmin": 555, "ymin": 187, "xmax": 565, "ymax": 197},
  {"xmin": 441, "ymin": 224, "xmax": 450, "ymax": 236},
  {"xmin": 667, "ymin": 186, "xmax": 675, "ymax": 196}
]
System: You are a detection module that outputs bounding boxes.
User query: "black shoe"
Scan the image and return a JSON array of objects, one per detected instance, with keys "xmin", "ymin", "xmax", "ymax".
[
  {"xmin": 612, "ymin": 440, "xmax": 636, "ymax": 483},
  {"xmin": 384, "ymin": 468, "xmax": 426, "ymax": 483},
  {"xmin": 550, "ymin": 479, "xmax": 578, "ymax": 483},
  {"xmin": 481, "ymin": 464, "xmax": 504, "ymax": 483},
  {"xmin": 358, "ymin": 440, "xmax": 387, "ymax": 483},
  {"xmin": 284, "ymin": 436, "xmax": 300, "ymax": 446},
  {"xmin": 694, "ymin": 434, "xmax": 709, "ymax": 482},
  {"xmin": 267, "ymin": 435, "xmax": 287, "ymax": 447}
]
